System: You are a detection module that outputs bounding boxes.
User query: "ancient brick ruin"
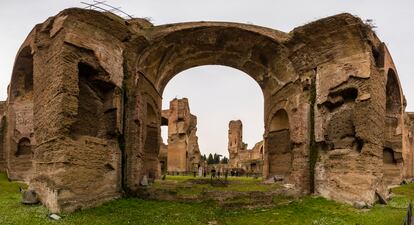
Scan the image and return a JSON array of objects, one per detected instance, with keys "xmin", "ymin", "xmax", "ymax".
[
  {"xmin": 1, "ymin": 8, "xmax": 414, "ymax": 212},
  {"xmin": 228, "ymin": 120, "xmax": 264, "ymax": 174},
  {"xmin": 160, "ymin": 98, "xmax": 201, "ymax": 174}
]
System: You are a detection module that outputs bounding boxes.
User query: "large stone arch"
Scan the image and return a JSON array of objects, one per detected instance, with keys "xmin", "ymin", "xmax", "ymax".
[
  {"xmin": 130, "ymin": 22, "xmax": 308, "ymax": 191},
  {"xmin": 5, "ymin": 8, "xmax": 407, "ymax": 212},
  {"xmin": 135, "ymin": 23, "xmax": 292, "ymax": 94}
]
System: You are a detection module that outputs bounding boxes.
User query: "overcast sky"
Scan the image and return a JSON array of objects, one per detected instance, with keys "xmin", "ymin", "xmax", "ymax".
[{"xmin": 1, "ymin": 1, "xmax": 413, "ymax": 157}]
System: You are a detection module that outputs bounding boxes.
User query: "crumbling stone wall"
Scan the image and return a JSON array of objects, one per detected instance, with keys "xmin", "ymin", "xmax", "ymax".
[
  {"xmin": 228, "ymin": 120, "xmax": 263, "ymax": 174},
  {"xmin": 228, "ymin": 120, "xmax": 247, "ymax": 165},
  {"xmin": 10, "ymin": 10, "xmax": 127, "ymax": 212},
  {"xmin": 3, "ymin": 8, "xmax": 413, "ymax": 212},
  {"xmin": 164, "ymin": 98, "xmax": 201, "ymax": 173}
]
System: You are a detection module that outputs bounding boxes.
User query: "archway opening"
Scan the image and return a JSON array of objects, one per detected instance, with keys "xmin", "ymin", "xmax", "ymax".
[
  {"xmin": 383, "ymin": 148, "xmax": 396, "ymax": 164},
  {"xmin": 160, "ymin": 65, "xmax": 264, "ymax": 177},
  {"xmin": 267, "ymin": 109, "xmax": 292, "ymax": 180},
  {"xmin": 383, "ymin": 68, "xmax": 403, "ymax": 186},
  {"xmin": 10, "ymin": 46, "xmax": 33, "ymax": 101},
  {"xmin": 386, "ymin": 69, "xmax": 402, "ymax": 115},
  {"xmin": 16, "ymin": 138, "xmax": 32, "ymax": 156},
  {"xmin": 131, "ymin": 23, "xmax": 295, "ymax": 191},
  {"xmin": 7, "ymin": 46, "xmax": 35, "ymax": 180},
  {"xmin": 143, "ymin": 102, "xmax": 160, "ymax": 180}
]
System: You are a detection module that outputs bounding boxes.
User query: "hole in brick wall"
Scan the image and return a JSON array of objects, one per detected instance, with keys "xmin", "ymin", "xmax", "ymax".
[
  {"xmin": 161, "ymin": 116, "xmax": 168, "ymax": 126},
  {"xmin": 16, "ymin": 138, "xmax": 31, "ymax": 156},
  {"xmin": 339, "ymin": 88, "xmax": 358, "ymax": 102},
  {"xmin": 386, "ymin": 69, "xmax": 402, "ymax": 115},
  {"xmin": 71, "ymin": 62, "xmax": 116, "ymax": 139},
  {"xmin": 324, "ymin": 87, "xmax": 358, "ymax": 111},
  {"xmin": 105, "ymin": 163, "xmax": 115, "ymax": 171},
  {"xmin": 355, "ymin": 137, "xmax": 364, "ymax": 152},
  {"xmin": 372, "ymin": 45, "xmax": 384, "ymax": 68},
  {"xmin": 383, "ymin": 148, "xmax": 396, "ymax": 164}
]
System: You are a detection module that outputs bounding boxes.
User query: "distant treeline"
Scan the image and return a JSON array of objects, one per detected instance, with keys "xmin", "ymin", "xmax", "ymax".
[{"xmin": 202, "ymin": 153, "xmax": 229, "ymax": 165}]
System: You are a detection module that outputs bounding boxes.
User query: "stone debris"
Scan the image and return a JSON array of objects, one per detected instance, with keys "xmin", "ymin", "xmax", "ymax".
[
  {"xmin": 263, "ymin": 175, "xmax": 285, "ymax": 184},
  {"xmin": 21, "ymin": 189, "xmax": 39, "ymax": 205},
  {"xmin": 273, "ymin": 176, "xmax": 284, "ymax": 182},
  {"xmin": 283, "ymin": 184, "xmax": 294, "ymax": 189},
  {"xmin": 140, "ymin": 175, "xmax": 149, "ymax": 186},
  {"xmin": 48, "ymin": 214, "xmax": 61, "ymax": 220},
  {"xmin": 353, "ymin": 201, "xmax": 367, "ymax": 209}
]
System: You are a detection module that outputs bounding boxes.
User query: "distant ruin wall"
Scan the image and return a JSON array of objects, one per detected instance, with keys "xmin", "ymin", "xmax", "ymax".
[
  {"xmin": 164, "ymin": 98, "xmax": 201, "ymax": 173},
  {"xmin": 228, "ymin": 120, "xmax": 263, "ymax": 174}
]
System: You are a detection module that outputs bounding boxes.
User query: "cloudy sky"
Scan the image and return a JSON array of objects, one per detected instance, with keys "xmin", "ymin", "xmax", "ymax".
[{"xmin": 1, "ymin": 1, "xmax": 413, "ymax": 157}]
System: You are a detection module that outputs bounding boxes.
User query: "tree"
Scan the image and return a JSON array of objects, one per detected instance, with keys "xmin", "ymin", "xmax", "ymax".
[
  {"xmin": 221, "ymin": 156, "xmax": 229, "ymax": 164},
  {"xmin": 207, "ymin": 153, "xmax": 214, "ymax": 165},
  {"xmin": 213, "ymin": 153, "xmax": 222, "ymax": 164}
]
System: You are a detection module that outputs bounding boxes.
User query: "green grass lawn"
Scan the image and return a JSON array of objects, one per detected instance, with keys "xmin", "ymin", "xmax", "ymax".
[{"xmin": 0, "ymin": 173, "xmax": 411, "ymax": 225}]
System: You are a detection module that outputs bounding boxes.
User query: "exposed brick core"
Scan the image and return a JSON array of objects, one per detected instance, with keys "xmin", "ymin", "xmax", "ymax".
[{"xmin": 71, "ymin": 63, "xmax": 117, "ymax": 139}]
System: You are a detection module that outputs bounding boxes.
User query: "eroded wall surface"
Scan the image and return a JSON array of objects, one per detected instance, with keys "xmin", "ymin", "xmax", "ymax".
[{"xmin": 3, "ymin": 8, "xmax": 413, "ymax": 212}]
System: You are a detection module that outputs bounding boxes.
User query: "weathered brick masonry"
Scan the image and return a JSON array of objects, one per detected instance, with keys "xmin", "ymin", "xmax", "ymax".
[{"xmin": 0, "ymin": 8, "xmax": 413, "ymax": 212}]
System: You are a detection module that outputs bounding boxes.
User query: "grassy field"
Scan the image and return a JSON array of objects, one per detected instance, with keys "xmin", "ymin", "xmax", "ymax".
[
  {"xmin": 0, "ymin": 173, "xmax": 411, "ymax": 225},
  {"xmin": 151, "ymin": 175, "xmax": 280, "ymax": 196}
]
